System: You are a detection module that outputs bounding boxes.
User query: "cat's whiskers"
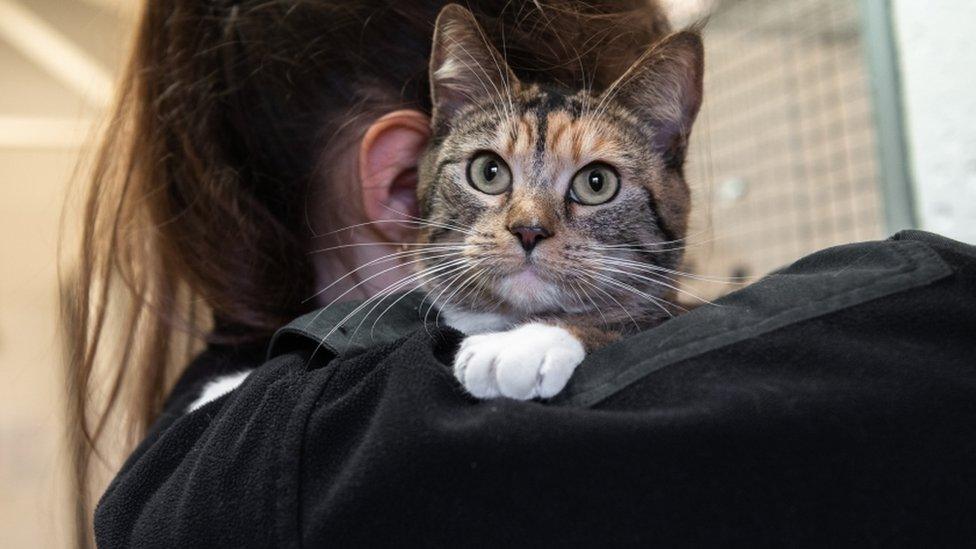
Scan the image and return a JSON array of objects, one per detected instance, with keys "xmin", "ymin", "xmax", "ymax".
[
  {"xmin": 423, "ymin": 260, "xmax": 486, "ymax": 329},
  {"xmin": 588, "ymin": 271, "xmax": 679, "ymax": 318},
  {"xmin": 576, "ymin": 275, "xmax": 641, "ymax": 329},
  {"xmin": 356, "ymin": 264, "xmax": 464, "ymax": 340},
  {"xmin": 445, "ymin": 266, "xmax": 496, "ymax": 324},
  {"xmin": 568, "ymin": 279, "xmax": 610, "ymax": 328},
  {"xmin": 583, "ymin": 238, "xmax": 707, "ymax": 254},
  {"xmin": 421, "ymin": 261, "xmax": 479, "ymax": 324},
  {"xmin": 584, "ymin": 244, "xmax": 689, "ymax": 256},
  {"xmin": 301, "ymin": 248, "xmax": 469, "ymax": 359},
  {"xmin": 304, "ymin": 247, "xmax": 466, "ymax": 303},
  {"xmin": 593, "ymin": 254, "xmax": 745, "ymax": 284},
  {"xmin": 439, "ymin": 265, "xmax": 503, "ymax": 325},
  {"xmin": 362, "ymin": 259, "xmax": 481, "ymax": 341},
  {"xmin": 593, "ymin": 262, "xmax": 716, "ymax": 306},
  {"xmin": 301, "ymin": 253, "xmax": 470, "ymax": 361},
  {"xmin": 572, "ymin": 274, "xmax": 605, "ymax": 312},
  {"xmin": 570, "ymin": 258, "xmax": 668, "ymax": 309},
  {"xmin": 377, "ymin": 203, "xmax": 487, "ymax": 239},
  {"xmin": 595, "ymin": 258, "xmax": 686, "ymax": 287},
  {"xmin": 305, "ymin": 250, "xmax": 469, "ymax": 334},
  {"xmin": 308, "ymin": 242, "xmax": 466, "ymax": 255},
  {"xmin": 315, "ymin": 257, "xmax": 472, "ymax": 357},
  {"xmin": 587, "ymin": 243, "xmax": 688, "ymax": 252},
  {"xmin": 564, "ymin": 279, "xmax": 586, "ymax": 311},
  {"xmin": 583, "ymin": 281, "xmax": 613, "ymax": 328},
  {"xmin": 314, "ymin": 217, "xmax": 479, "ymax": 238},
  {"xmin": 591, "ymin": 225, "xmax": 743, "ymax": 254},
  {"xmin": 581, "ymin": 233, "xmax": 700, "ymax": 252},
  {"xmin": 570, "ymin": 243, "xmax": 741, "ymax": 285}
]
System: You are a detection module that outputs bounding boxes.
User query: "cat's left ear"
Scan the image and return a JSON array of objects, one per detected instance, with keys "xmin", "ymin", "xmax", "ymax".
[
  {"xmin": 609, "ymin": 31, "xmax": 704, "ymax": 170},
  {"xmin": 429, "ymin": 4, "xmax": 520, "ymax": 130},
  {"xmin": 358, "ymin": 109, "xmax": 431, "ymax": 241}
]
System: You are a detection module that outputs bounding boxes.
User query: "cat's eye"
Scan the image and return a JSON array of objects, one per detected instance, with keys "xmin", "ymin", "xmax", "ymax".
[
  {"xmin": 466, "ymin": 152, "xmax": 512, "ymax": 195},
  {"xmin": 569, "ymin": 163, "xmax": 620, "ymax": 205}
]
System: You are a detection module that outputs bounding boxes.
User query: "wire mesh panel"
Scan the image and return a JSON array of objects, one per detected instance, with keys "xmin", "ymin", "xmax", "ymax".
[{"xmin": 681, "ymin": 0, "xmax": 885, "ymax": 299}]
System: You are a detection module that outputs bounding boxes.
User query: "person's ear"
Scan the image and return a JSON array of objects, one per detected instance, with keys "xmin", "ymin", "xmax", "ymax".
[{"xmin": 358, "ymin": 109, "xmax": 431, "ymax": 242}]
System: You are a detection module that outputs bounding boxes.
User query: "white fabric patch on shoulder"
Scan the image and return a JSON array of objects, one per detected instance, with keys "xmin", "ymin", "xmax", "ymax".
[{"xmin": 186, "ymin": 370, "xmax": 253, "ymax": 413}]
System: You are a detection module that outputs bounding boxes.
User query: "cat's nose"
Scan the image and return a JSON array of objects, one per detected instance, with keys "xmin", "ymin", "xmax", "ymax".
[{"xmin": 509, "ymin": 225, "xmax": 551, "ymax": 253}]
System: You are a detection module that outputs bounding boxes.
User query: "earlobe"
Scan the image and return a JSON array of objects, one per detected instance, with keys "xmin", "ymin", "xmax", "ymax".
[{"xmin": 358, "ymin": 109, "xmax": 431, "ymax": 240}]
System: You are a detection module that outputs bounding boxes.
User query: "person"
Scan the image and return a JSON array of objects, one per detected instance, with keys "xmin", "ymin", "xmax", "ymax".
[
  {"xmin": 65, "ymin": 1, "xmax": 976, "ymax": 547},
  {"xmin": 64, "ymin": 0, "xmax": 668, "ymax": 544}
]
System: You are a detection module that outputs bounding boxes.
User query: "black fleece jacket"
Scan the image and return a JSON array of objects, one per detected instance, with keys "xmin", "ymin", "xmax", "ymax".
[{"xmin": 95, "ymin": 231, "xmax": 976, "ymax": 547}]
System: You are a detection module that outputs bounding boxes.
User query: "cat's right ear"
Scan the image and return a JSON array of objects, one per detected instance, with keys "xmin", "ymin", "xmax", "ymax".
[{"xmin": 429, "ymin": 4, "xmax": 519, "ymax": 129}]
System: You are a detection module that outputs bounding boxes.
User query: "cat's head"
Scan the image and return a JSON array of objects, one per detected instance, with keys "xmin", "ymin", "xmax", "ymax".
[{"xmin": 416, "ymin": 4, "xmax": 703, "ymax": 325}]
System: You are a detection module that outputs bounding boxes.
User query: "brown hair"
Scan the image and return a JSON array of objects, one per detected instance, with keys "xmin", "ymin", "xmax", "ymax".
[{"xmin": 62, "ymin": 0, "xmax": 669, "ymax": 544}]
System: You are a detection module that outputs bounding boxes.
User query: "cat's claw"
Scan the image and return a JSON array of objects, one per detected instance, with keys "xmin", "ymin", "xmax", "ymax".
[{"xmin": 453, "ymin": 322, "xmax": 585, "ymax": 400}]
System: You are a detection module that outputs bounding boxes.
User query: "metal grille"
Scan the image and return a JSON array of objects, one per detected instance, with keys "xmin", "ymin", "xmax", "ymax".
[{"xmin": 681, "ymin": 0, "xmax": 885, "ymax": 299}]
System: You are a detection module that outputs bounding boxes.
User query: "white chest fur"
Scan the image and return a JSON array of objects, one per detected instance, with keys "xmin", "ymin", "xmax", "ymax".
[{"xmin": 441, "ymin": 306, "xmax": 516, "ymax": 335}]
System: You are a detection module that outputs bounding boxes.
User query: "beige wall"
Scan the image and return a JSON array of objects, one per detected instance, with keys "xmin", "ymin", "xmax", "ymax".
[
  {"xmin": 1, "ymin": 149, "xmax": 79, "ymax": 547},
  {"xmin": 0, "ymin": 1, "xmax": 133, "ymax": 546}
]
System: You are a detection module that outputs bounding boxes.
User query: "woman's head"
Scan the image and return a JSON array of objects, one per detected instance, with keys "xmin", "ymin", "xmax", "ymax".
[{"xmin": 64, "ymin": 0, "xmax": 672, "ymax": 540}]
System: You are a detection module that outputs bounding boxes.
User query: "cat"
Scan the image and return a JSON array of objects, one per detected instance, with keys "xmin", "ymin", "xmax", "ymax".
[
  {"xmin": 186, "ymin": 3, "xmax": 703, "ymax": 413},
  {"xmin": 416, "ymin": 4, "xmax": 704, "ymax": 400}
]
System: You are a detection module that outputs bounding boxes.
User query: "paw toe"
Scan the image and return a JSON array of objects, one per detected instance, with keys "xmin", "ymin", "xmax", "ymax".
[
  {"xmin": 459, "ymin": 346, "xmax": 500, "ymax": 398},
  {"xmin": 495, "ymin": 352, "xmax": 542, "ymax": 400},
  {"xmin": 535, "ymin": 350, "xmax": 582, "ymax": 398}
]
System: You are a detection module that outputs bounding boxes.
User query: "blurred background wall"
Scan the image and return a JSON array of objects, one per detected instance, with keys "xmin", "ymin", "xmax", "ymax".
[
  {"xmin": 892, "ymin": 0, "xmax": 976, "ymax": 243},
  {"xmin": 0, "ymin": 1, "xmax": 135, "ymax": 546},
  {"xmin": 679, "ymin": 0, "xmax": 887, "ymax": 295},
  {"xmin": 0, "ymin": 0, "xmax": 972, "ymax": 546}
]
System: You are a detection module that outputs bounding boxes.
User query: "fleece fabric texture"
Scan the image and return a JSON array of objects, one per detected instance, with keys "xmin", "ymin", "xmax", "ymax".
[{"xmin": 95, "ymin": 231, "xmax": 976, "ymax": 548}]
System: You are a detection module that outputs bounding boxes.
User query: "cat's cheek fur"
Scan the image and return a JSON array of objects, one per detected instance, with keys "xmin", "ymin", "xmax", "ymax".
[{"xmin": 453, "ymin": 322, "xmax": 585, "ymax": 400}]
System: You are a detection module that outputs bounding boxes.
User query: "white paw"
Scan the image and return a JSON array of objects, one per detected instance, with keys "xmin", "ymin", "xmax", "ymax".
[{"xmin": 453, "ymin": 323, "xmax": 585, "ymax": 400}]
